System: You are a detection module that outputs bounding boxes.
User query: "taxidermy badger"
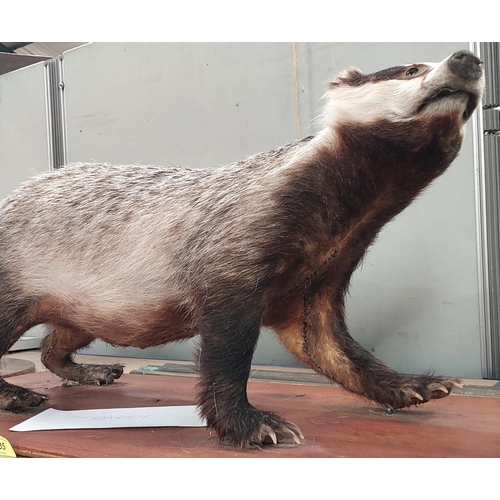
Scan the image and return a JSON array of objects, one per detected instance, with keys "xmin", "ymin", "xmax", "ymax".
[{"xmin": 0, "ymin": 50, "xmax": 484, "ymax": 447}]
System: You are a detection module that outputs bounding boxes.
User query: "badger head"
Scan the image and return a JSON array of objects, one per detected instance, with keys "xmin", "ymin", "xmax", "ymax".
[{"xmin": 324, "ymin": 50, "xmax": 485, "ymax": 130}]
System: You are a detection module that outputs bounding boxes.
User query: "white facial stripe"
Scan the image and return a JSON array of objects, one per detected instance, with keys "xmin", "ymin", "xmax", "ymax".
[
  {"xmin": 323, "ymin": 55, "xmax": 482, "ymax": 128},
  {"xmin": 323, "ymin": 78, "xmax": 423, "ymax": 126}
]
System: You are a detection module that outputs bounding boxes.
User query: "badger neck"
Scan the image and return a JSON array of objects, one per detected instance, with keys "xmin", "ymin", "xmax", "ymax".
[
  {"xmin": 319, "ymin": 117, "xmax": 462, "ymax": 229},
  {"xmin": 273, "ymin": 117, "xmax": 465, "ymax": 283}
]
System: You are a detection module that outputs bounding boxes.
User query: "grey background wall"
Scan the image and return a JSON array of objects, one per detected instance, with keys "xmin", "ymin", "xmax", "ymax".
[
  {"xmin": 0, "ymin": 62, "xmax": 49, "ymax": 197},
  {"xmin": 1, "ymin": 42, "xmax": 483, "ymax": 378}
]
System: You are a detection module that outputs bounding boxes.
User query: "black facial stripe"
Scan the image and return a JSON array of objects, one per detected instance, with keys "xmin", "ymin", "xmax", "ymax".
[
  {"xmin": 330, "ymin": 64, "xmax": 430, "ymax": 88},
  {"xmin": 365, "ymin": 66, "xmax": 409, "ymax": 83},
  {"xmin": 340, "ymin": 66, "xmax": 408, "ymax": 86}
]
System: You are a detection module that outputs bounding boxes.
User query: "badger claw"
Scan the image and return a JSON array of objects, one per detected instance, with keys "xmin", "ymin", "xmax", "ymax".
[
  {"xmin": 429, "ymin": 383, "xmax": 449, "ymax": 394},
  {"xmin": 283, "ymin": 421, "xmax": 304, "ymax": 444},
  {"xmin": 288, "ymin": 429, "xmax": 300, "ymax": 444},
  {"xmin": 260, "ymin": 425, "xmax": 278, "ymax": 445},
  {"xmin": 286, "ymin": 420, "xmax": 305, "ymax": 440},
  {"xmin": 228, "ymin": 412, "xmax": 305, "ymax": 448},
  {"xmin": 408, "ymin": 390, "xmax": 424, "ymax": 401}
]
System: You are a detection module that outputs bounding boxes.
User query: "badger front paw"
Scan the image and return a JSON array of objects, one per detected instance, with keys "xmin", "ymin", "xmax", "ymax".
[
  {"xmin": 388, "ymin": 376, "xmax": 463, "ymax": 410},
  {"xmin": 209, "ymin": 405, "xmax": 304, "ymax": 448}
]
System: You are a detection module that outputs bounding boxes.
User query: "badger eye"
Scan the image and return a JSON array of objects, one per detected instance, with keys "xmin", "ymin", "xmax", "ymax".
[{"xmin": 406, "ymin": 67, "xmax": 419, "ymax": 76}]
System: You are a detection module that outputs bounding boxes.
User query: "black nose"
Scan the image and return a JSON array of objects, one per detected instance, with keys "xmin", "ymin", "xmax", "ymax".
[{"xmin": 447, "ymin": 50, "xmax": 483, "ymax": 80}]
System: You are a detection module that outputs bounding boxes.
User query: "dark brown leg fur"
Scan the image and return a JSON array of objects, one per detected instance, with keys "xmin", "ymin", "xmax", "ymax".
[
  {"xmin": 41, "ymin": 325, "xmax": 123, "ymax": 385},
  {"xmin": 0, "ymin": 296, "xmax": 47, "ymax": 411},
  {"xmin": 197, "ymin": 304, "xmax": 303, "ymax": 448},
  {"xmin": 274, "ymin": 292, "xmax": 462, "ymax": 410}
]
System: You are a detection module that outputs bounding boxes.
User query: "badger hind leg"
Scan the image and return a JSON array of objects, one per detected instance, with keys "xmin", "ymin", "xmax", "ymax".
[
  {"xmin": 41, "ymin": 325, "xmax": 124, "ymax": 385},
  {"xmin": 0, "ymin": 302, "xmax": 48, "ymax": 411},
  {"xmin": 197, "ymin": 307, "xmax": 304, "ymax": 448}
]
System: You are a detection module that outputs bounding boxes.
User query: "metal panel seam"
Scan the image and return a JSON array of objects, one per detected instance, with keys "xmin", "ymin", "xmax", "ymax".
[
  {"xmin": 470, "ymin": 41, "xmax": 500, "ymax": 379},
  {"xmin": 44, "ymin": 55, "xmax": 67, "ymax": 170}
]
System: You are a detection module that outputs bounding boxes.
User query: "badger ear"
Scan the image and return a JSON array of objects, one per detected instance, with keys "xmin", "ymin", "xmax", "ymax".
[{"xmin": 328, "ymin": 67, "xmax": 363, "ymax": 88}]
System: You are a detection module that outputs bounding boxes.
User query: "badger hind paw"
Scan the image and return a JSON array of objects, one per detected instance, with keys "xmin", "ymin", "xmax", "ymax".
[
  {"xmin": 0, "ymin": 383, "xmax": 48, "ymax": 412},
  {"xmin": 63, "ymin": 362, "xmax": 124, "ymax": 386}
]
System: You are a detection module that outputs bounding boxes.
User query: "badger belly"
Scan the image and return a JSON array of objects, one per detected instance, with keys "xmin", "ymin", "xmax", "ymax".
[{"xmin": 20, "ymin": 249, "xmax": 195, "ymax": 347}]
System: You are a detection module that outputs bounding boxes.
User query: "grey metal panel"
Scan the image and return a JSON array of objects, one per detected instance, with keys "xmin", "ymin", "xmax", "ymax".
[
  {"xmin": 0, "ymin": 61, "xmax": 50, "ymax": 196},
  {"xmin": 63, "ymin": 42, "xmax": 482, "ymax": 377},
  {"xmin": 473, "ymin": 42, "xmax": 500, "ymax": 379},
  {"xmin": 64, "ymin": 42, "xmax": 298, "ymax": 167},
  {"xmin": 0, "ymin": 61, "xmax": 50, "ymax": 344}
]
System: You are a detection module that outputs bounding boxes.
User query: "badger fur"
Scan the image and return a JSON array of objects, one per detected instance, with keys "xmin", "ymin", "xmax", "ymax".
[{"xmin": 0, "ymin": 50, "xmax": 485, "ymax": 447}]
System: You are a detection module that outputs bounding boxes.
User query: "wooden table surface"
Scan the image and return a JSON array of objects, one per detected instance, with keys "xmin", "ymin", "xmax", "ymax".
[{"xmin": 1, "ymin": 372, "xmax": 499, "ymax": 457}]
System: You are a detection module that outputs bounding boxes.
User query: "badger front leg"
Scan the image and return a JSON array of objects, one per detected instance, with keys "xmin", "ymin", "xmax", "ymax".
[
  {"xmin": 275, "ymin": 293, "xmax": 462, "ymax": 410},
  {"xmin": 197, "ymin": 306, "xmax": 303, "ymax": 448}
]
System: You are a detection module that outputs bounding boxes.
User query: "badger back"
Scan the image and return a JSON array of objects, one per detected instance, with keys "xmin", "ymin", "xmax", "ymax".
[{"xmin": 0, "ymin": 138, "xmax": 315, "ymax": 319}]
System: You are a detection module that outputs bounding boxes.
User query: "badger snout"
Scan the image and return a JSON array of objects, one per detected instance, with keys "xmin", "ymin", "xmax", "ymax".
[
  {"xmin": 416, "ymin": 50, "xmax": 484, "ymax": 120},
  {"xmin": 447, "ymin": 50, "xmax": 483, "ymax": 81}
]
